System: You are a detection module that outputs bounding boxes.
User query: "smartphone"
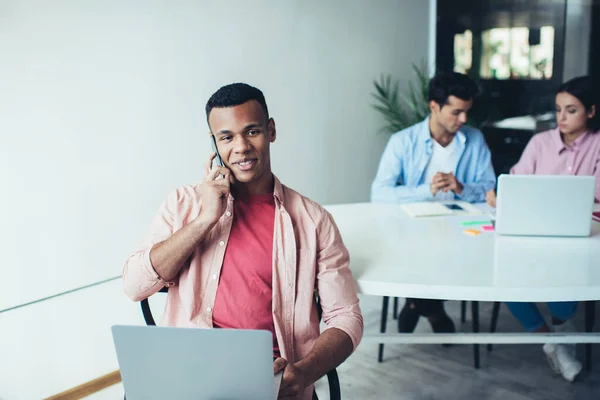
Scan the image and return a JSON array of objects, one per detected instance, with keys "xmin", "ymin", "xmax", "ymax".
[
  {"xmin": 210, "ymin": 135, "xmax": 225, "ymax": 167},
  {"xmin": 445, "ymin": 203, "xmax": 464, "ymax": 211}
]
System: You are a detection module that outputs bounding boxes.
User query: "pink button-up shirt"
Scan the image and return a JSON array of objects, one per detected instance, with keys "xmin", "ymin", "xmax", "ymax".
[
  {"xmin": 122, "ymin": 176, "xmax": 363, "ymax": 399},
  {"xmin": 511, "ymin": 128, "xmax": 600, "ymax": 201}
]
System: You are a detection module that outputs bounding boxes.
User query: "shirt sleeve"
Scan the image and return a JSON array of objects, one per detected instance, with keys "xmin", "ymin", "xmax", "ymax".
[
  {"xmin": 456, "ymin": 136, "xmax": 496, "ymax": 202},
  {"xmin": 371, "ymin": 134, "xmax": 433, "ymax": 204},
  {"xmin": 122, "ymin": 189, "xmax": 180, "ymax": 302},
  {"xmin": 510, "ymin": 135, "xmax": 539, "ymax": 175}
]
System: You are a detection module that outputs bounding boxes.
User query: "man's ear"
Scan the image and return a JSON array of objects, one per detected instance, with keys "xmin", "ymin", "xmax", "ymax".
[
  {"xmin": 268, "ymin": 118, "xmax": 276, "ymax": 143},
  {"xmin": 429, "ymin": 100, "xmax": 439, "ymax": 114}
]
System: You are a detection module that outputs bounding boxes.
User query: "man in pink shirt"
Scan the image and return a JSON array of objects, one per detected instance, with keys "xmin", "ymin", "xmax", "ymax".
[
  {"xmin": 486, "ymin": 76, "xmax": 599, "ymax": 382},
  {"xmin": 123, "ymin": 83, "xmax": 363, "ymax": 399}
]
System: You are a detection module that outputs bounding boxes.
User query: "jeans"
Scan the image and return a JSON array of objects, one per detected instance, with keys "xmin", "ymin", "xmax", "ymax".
[{"xmin": 505, "ymin": 301, "xmax": 578, "ymax": 331}]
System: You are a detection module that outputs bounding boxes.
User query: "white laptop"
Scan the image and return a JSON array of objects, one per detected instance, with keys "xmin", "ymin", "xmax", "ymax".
[
  {"xmin": 112, "ymin": 325, "xmax": 278, "ymax": 400},
  {"xmin": 495, "ymin": 174, "xmax": 595, "ymax": 237}
]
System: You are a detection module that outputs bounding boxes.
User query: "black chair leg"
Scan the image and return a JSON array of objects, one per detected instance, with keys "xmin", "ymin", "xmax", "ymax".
[
  {"xmin": 488, "ymin": 302, "xmax": 501, "ymax": 352},
  {"xmin": 325, "ymin": 369, "xmax": 341, "ymax": 400},
  {"xmin": 461, "ymin": 300, "xmax": 467, "ymax": 323},
  {"xmin": 585, "ymin": 301, "xmax": 596, "ymax": 372},
  {"xmin": 393, "ymin": 297, "xmax": 399, "ymax": 319},
  {"xmin": 472, "ymin": 301, "xmax": 480, "ymax": 369},
  {"xmin": 378, "ymin": 296, "xmax": 390, "ymax": 363}
]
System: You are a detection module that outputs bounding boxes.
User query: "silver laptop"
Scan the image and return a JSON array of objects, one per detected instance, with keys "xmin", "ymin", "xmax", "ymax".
[
  {"xmin": 112, "ymin": 325, "xmax": 275, "ymax": 400},
  {"xmin": 495, "ymin": 174, "xmax": 595, "ymax": 237}
]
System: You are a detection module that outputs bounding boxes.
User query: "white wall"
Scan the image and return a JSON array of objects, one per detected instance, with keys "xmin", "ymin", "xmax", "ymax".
[
  {"xmin": 0, "ymin": 1, "xmax": 431, "ymax": 397},
  {"xmin": 428, "ymin": 0, "xmax": 437, "ymax": 76},
  {"xmin": 563, "ymin": 0, "xmax": 592, "ymax": 81},
  {"xmin": 0, "ymin": 0, "xmax": 431, "ymax": 313}
]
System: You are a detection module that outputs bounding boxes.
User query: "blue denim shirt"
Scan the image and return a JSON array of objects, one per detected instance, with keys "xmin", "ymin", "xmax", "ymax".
[{"xmin": 371, "ymin": 117, "xmax": 496, "ymax": 204}]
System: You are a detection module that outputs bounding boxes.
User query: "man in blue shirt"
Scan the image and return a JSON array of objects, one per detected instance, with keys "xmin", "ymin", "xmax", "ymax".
[{"xmin": 371, "ymin": 72, "xmax": 496, "ymax": 335}]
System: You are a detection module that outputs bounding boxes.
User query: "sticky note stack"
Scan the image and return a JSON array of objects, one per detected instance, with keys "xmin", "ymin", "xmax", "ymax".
[
  {"xmin": 460, "ymin": 220, "xmax": 491, "ymax": 227},
  {"xmin": 460, "ymin": 220, "xmax": 495, "ymax": 236}
]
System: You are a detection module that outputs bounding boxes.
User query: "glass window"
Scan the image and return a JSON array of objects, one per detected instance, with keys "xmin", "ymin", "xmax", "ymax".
[
  {"xmin": 454, "ymin": 30, "xmax": 472, "ymax": 74},
  {"xmin": 453, "ymin": 26, "xmax": 554, "ymax": 80}
]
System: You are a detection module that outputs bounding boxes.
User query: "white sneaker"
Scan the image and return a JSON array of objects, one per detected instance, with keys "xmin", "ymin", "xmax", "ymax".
[
  {"xmin": 553, "ymin": 321, "xmax": 577, "ymax": 356},
  {"xmin": 543, "ymin": 343, "xmax": 582, "ymax": 382}
]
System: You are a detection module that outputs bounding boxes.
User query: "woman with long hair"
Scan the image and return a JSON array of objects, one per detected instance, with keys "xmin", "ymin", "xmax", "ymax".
[{"xmin": 487, "ymin": 75, "xmax": 599, "ymax": 382}]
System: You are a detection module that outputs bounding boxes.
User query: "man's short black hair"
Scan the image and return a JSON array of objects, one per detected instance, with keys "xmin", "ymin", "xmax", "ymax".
[
  {"xmin": 428, "ymin": 72, "xmax": 479, "ymax": 108},
  {"xmin": 205, "ymin": 83, "xmax": 269, "ymax": 125}
]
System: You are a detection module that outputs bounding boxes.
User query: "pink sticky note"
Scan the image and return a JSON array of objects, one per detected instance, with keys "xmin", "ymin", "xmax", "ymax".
[{"xmin": 482, "ymin": 224, "xmax": 494, "ymax": 232}]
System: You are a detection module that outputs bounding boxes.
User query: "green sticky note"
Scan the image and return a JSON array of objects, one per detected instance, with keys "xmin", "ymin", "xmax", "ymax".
[{"xmin": 461, "ymin": 221, "xmax": 491, "ymax": 226}]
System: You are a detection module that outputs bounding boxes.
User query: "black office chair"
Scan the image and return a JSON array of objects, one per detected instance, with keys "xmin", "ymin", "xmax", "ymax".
[
  {"xmin": 140, "ymin": 288, "xmax": 342, "ymax": 400},
  {"xmin": 380, "ymin": 298, "xmax": 482, "ymax": 368},
  {"xmin": 487, "ymin": 301, "xmax": 596, "ymax": 372}
]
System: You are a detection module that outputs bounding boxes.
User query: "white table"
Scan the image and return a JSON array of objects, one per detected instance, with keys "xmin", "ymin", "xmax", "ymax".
[{"xmin": 325, "ymin": 202, "xmax": 600, "ymax": 368}]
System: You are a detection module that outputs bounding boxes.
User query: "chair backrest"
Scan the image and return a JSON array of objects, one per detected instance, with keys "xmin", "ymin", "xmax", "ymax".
[
  {"xmin": 140, "ymin": 287, "xmax": 168, "ymax": 326},
  {"xmin": 139, "ymin": 288, "xmax": 341, "ymax": 400}
]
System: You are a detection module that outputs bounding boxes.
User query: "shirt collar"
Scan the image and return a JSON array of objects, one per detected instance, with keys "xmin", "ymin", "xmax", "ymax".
[
  {"xmin": 420, "ymin": 117, "xmax": 432, "ymax": 142},
  {"xmin": 456, "ymin": 130, "xmax": 466, "ymax": 144},
  {"xmin": 226, "ymin": 173, "xmax": 284, "ymax": 206},
  {"xmin": 421, "ymin": 116, "xmax": 466, "ymax": 145},
  {"xmin": 552, "ymin": 127, "xmax": 590, "ymax": 154},
  {"xmin": 572, "ymin": 130, "xmax": 590, "ymax": 150},
  {"xmin": 273, "ymin": 174, "xmax": 285, "ymax": 207}
]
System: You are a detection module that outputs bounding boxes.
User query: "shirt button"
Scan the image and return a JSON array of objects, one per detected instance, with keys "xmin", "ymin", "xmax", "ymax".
[
  {"xmin": 206, "ymin": 307, "xmax": 212, "ymax": 313},
  {"xmin": 226, "ymin": 211, "xmax": 231, "ymax": 217},
  {"xmin": 219, "ymin": 241, "xmax": 225, "ymax": 246},
  {"xmin": 212, "ymin": 274, "xmax": 218, "ymax": 280}
]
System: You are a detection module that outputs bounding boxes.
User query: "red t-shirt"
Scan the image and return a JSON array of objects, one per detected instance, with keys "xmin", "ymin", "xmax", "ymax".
[{"xmin": 212, "ymin": 193, "xmax": 280, "ymax": 357}]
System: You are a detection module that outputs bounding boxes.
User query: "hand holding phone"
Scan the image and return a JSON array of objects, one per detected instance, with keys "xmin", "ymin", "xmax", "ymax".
[{"xmin": 199, "ymin": 151, "xmax": 231, "ymax": 226}]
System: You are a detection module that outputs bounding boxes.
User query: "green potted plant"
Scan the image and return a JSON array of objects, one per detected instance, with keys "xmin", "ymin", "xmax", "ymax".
[{"xmin": 370, "ymin": 61, "xmax": 430, "ymax": 134}]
